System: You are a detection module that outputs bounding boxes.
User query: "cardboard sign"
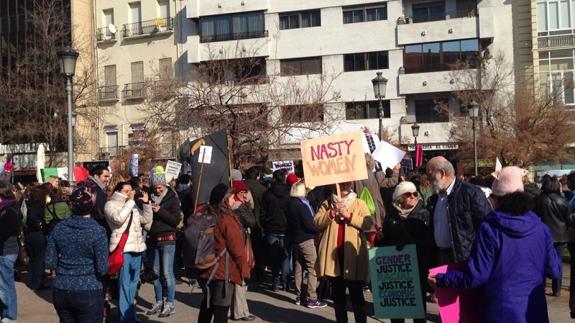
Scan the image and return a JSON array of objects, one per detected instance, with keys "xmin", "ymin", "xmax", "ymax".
[
  {"xmin": 271, "ymin": 160, "xmax": 295, "ymax": 174},
  {"xmin": 372, "ymin": 141, "xmax": 406, "ymax": 170},
  {"xmin": 429, "ymin": 265, "xmax": 480, "ymax": 323},
  {"xmin": 165, "ymin": 160, "xmax": 182, "ymax": 183},
  {"xmin": 301, "ymin": 132, "xmax": 367, "ymax": 188},
  {"xmin": 198, "ymin": 145, "xmax": 213, "ymax": 164},
  {"xmin": 369, "ymin": 245, "xmax": 425, "ymax": 319}
]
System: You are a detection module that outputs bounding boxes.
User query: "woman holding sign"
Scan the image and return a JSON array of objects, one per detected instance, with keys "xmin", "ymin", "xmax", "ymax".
[{"xmin": 315, "ymin": 181, "xmax": 373, "ymax": 323}]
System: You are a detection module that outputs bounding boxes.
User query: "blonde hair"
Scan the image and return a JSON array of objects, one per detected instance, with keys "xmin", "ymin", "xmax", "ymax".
[{"xmin": 290, "ymin": 182, "xmax": 306, "ymax": 198}]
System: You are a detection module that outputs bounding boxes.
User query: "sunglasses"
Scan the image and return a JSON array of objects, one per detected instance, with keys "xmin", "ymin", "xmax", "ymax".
[{"xmin": 402, "ymin": 192, "xmax": 419, "ymax": 198}]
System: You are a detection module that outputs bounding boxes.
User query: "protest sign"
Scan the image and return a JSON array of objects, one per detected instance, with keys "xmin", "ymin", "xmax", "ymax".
[
  {"xmin": 165, "ymin": 160, "xmax": 182, "ymax": 183},
  {"xmin": 198, "ymin": 145, "xmax": 213, "ymax": 164},
  {"xmin": 369, "ymin": 245, "xmax": 425, "ymax": 319},
  {"xmin": 372, "ymin": 141, "xmax": 406, "ymax": 170},
  {"xmin": 301, "ymin": 132, "xmax": 367, "ymax": 188},
  {"xmin": 271, "ymin": 160, "xmax": 295, "ymax": 174},
  {"xmin": 428, "ymin": 265, "xmax": 480, "ymax": 323}
]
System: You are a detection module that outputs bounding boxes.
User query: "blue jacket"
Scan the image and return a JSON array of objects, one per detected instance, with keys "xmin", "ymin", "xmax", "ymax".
[
  {"xmin": 436, "ymin": 210, "xmax": 561, "ymax": 323},
  {"xmin": 46, "ymin": 216, "xmax": 109, "ymax": 291},
  {"xmin": 287, "ymin": 197, "xmax": 319, "ymax": 244}
]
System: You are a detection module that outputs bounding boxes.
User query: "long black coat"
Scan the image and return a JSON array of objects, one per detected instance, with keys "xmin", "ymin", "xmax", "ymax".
[{"xmin": 535, "ymin": 192, "xmax": 570, "ymax": 242}]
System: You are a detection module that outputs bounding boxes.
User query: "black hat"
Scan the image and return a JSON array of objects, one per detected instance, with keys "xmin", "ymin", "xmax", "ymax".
[
  {"xmin": 209, "ymin": 184, "xmax": 229, "ymax": 206},
  {"xmin": 70, "ymin": 184, "xmax": 97, "ymax": 215}
]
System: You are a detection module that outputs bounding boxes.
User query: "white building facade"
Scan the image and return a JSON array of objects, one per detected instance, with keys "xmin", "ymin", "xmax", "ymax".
[{"xmin": 183, "ymin": 0, "xmax": 514, "ymax": 160}]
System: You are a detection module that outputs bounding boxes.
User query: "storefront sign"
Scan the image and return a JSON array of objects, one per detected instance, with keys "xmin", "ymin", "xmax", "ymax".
[{"xmin": 407, "ymin": 143, "xmax": 459, "ymax": 151}]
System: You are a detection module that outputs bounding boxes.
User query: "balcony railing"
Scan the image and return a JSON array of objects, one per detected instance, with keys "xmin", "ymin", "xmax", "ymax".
[
  {"xmin": 398, "ymin": 8, "xmax": 477, "ymax": 24},
  {"xmin": 200, "ymin": 29, "xmax": 268, "ymax": 43},
  {"xmin": 96, "ymin": 27, "xmax": 117, "ymax": 42},
  {"xmin": 98, "ymin": 85, "xmax": 119, "ymax": 102},
  {"xmin": 98, "ymin": 146, "xmax": 126, "ymax": 158},
  {"xmin": 122, "ymin": 82, "xmax": 146, "ymax": 100},
  {"xmin": 538, "ymin": 34, "xmax": 575, "ymax": 49},
  {"xmin": 122, "ymin": 17, "xmax": 174, "ymax": 38}
]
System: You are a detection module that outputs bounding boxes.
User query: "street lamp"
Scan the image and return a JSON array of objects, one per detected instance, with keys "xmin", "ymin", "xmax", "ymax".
[
  {"xmin": 371, "ymin": 72, "xmax": 388, "ymax": 140},
  {"xmin": 57, "ymin": 46, "xmax": 79, "ymax": 185},
  {"xmin": 411, "ymin": 123, "xmax": 420, "ymax": 147},
  {"xmin": 468, "ymin": 100, "xmax": 479, "ymax": 176}
]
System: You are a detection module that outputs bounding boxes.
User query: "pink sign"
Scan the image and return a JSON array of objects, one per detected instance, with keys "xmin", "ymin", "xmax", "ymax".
[{"xmin": 429, "ymin": 264, "xmax": 480, "ymax": 323}]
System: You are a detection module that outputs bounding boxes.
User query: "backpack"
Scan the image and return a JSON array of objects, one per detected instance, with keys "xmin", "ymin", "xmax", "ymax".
[
  {"xmin": 43, "ymin": 201, "xmax": 72, "ymax": 234},
  {"xmin": 183, "ymin": 206, "xmax": 224, "ymax": 271}
]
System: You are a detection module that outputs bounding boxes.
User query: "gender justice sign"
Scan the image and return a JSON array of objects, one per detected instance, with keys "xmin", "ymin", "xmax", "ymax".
[
  {"xmin": 369, "ymin": 245, "xmax": 425, "ymax": 320},
  {"xmin": 300, "ymin": 132, "xmax": 368, "ymax": 188}
]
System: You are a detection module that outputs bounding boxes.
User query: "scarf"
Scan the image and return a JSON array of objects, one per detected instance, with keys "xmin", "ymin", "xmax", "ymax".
[
  {"xmin": 89, "ymin": 175, "xmax": 106, "ymax": 191},
  {"xmin": 151, "ymin": 186, "xmax": 168, "ymax": 205},
  {"xmin": 392, "ymin": 199, "xmax": 418, "ymax": 219},
  {"xmin": 332, "ymin": 191, "xmax": 357, "ymax": 209}
]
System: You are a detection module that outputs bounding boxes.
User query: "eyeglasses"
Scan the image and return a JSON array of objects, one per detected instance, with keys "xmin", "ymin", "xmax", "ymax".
[{"xmin": 402, "ymin": 192, "xmax": 418, "ymax": 198}]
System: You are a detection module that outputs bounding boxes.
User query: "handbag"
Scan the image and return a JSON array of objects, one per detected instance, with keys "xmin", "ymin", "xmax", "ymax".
[
  {"xmin": 107, "ymin": 212, "xmax": 134, "ymax": 276},
  {"xmin": 16, "ymin": 229, "xmax": 30, "ymax": 266},
  {"xmin": 244, "ymin": 230, "xmax": 255, "ymax": 270}
]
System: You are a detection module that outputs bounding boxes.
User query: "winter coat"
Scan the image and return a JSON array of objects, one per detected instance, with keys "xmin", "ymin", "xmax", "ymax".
[
  {"xmin": 535, "ymin": 192, "xmax": 570, "ymax": 242},
  {"xmin": 104, "ymin": 192, "xmax": 153, "ymax": 253},
  {"xmin": 0, "ymin": 200, "xmax": 21, "ymax": 255},
  {"xmin": 314, "ymin": 198, "xmax": 373, "ymax": 282},
  {"xmin": 436, "ymin": 210, "xmax": 561, "ymax": 323},
  {"xmin": 287, "ymin": 197, "xmax": 319, "ymax": 245},
  {"xmin": 428, "ymin": 179, "xmax": 492, "ymax": 263},
  {"xmin": 87, "ymin": 176, "xmax": 110, "ymax": 234},
  {"xmin": 245, "ymin": 179, "xmax": 267, "ymax": 227},
  {"xmin": 149, "ymin": 187, "xmax": 181, "ymax": 239},
  {"xmin": 26, "ymin": 199, "xmax": 45, "ymax": 233},
  {"xmin": 199, "ymin": 207, "xmax": 250, "ymax": 285},
  {"xmin": 46, "ymin": 216, "xmax": 109, "ymax": 291},
  {"xmin": 261, "ymin": 182, "xmax": 291, "ymax": 234},
  {"xmin": 43, "ymin": 201, "xmax": 72, "ymax": 234}
]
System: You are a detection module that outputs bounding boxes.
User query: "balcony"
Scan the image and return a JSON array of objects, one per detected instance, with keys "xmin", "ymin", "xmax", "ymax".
[
  {"xmin": 538, "ymin": 33, "xmax": 575, "ymax": 49},
  {"xmin": 122, "ymin": 82, "xmax": 146, "ymax": 100},
  {"xmin": 122, "ymin": 17, "xmax": 174, "ymax": 39},
  {"xmin": 98, "ymin": 85, "xmax": 119, "ymax": 102},
  {"xmin": 399, "ymin": 70, "xmax": 477, "ymax": 95},
  {"xmin": 200, "ymin": 29, "xmax": 268, "ymax": 43},
  {"xmin": 98, "ymin": 146, "xmax": 126, "ymax": 159},
  {"xmin": 96, "ymin": 27, "xmax": 117, "ymax": 43},
  {"xmin": 397, "ymin": 15, "xmax": 478, "ymax": 45}
]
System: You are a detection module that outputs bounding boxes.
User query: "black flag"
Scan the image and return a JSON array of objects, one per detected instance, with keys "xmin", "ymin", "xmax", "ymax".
[{"xmin": 187, "ymin": 130, "xmax": 230, "ymax": 208}]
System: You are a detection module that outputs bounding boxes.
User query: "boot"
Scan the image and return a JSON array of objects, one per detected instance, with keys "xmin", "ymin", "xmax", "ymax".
[{"xmin": 352, "ymin": 305, "xmax": 367, "ymax": 323}]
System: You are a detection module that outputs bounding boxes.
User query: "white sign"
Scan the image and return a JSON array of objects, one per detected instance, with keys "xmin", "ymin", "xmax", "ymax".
[
  {"xmin": 271, "ymin": 160, "xmax": 295, "ymax": 174},
  {"xmin": 407, "ymin": 143, "xmax": 459, "ymax": 151},
  {"xmin": 165, "ymin": 160, "xmax": 182, "ymax": 183},
  {"xmin": 372, "ymin": 141, "xmax": 406, "ymax": 170},
  {"xmin": 198, "ymin": 145, "xmax": 213, "ymax": 164}
]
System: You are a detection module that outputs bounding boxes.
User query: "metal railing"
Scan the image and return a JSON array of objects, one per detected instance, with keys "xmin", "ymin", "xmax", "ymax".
[
  {"xmin": 538, "ymin": 34, "xmax": 575, "ymax": 49},
  {"xmin": 98, "ymin": 146, "xmax": 126, "ymax": 158},
  {"xmin": 98, "ymin": 85, "xmax": 118, "ymax": 101},
  {"xmin": 122, "ymin": 82, "xmax": 146, "ymax": 100},
  {"xmin": 96, "ymin": 27, "xmax": 117, "ymax": 42},
  {"xmin": 122, "ymin": 17, "xmax": 174, "ymax": 38},
  {"xmin": 200, "ymin": 29, "xmax": 268, "ymax": 43},
  {"xmin": 399, "ymin": 8, "xmax": 477, "ymax": 24}
]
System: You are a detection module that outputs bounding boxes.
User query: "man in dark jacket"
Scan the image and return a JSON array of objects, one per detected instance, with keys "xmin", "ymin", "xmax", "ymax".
[
  {"xmin": 86, "ymin": 166, "xmax": 111, "ymax": 234},
  {"xmin": 244, "ymin": 167, "xmax": 267, "ymax": 282},
  {"xmin": 261, "ymin": 169, "xmax": 291, "ymax": 290},
  {"xmin": 426, "ymin": 156, "xmax": 491, "ymax": 264}
]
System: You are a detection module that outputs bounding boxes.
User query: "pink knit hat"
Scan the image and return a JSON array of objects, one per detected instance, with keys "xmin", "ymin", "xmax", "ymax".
[{"xmin": 491, "ymin": 166, "xmax": 526, "ymax": 197}]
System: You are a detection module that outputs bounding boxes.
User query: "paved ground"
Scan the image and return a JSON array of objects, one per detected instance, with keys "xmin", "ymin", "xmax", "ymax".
[{"xmin": 14, "ymin": 265, "xmax": 573, "ymax": 323}]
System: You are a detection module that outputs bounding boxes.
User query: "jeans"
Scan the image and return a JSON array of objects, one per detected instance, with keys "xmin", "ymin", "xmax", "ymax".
[
  {"xmin": 26, "ymin": 231, "xmax": 46, "ymax": 290},
  {"xmin": 118, "ymin": 253, "xmax": 142, "ymax": 323},
  {"xmin": 553, "ymin": 242, "xmax": 567, "ymax": 294},
  {"xmin": 53, "ymin": 289, "xmax": 103, "ymax": 323},
  {"xmin": 0, "ymin": 254, "xmax": 17, "ymax": 321},
  {"xmin": 265, "ymin": 234, "xmax": 290, "ymax": 287},
  {"xmin": 152, "ymin": 244, "xmax": 176, "ymax": 304},
  {"xmin": 330, "ymin": 277, "xmax": 366, "ymax": 323}
]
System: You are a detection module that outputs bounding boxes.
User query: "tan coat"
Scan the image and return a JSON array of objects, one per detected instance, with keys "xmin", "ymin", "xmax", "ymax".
[{"xmin": 314, "ymin": 198, "xmax": 373, "ymax": 282}]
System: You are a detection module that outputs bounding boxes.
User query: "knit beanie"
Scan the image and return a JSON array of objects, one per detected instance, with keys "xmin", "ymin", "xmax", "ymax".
[
  {"xmin": 232, "ymin": 180, "xmax": 248, "ymax": 193},
  {"xmin": 287, "ymin": 174, "xmax": 299, "ymax": 186},
  {"xmin": 210, "ymin": 183, "xmax": 229, "ymax": 206},
  {"xmin": 231, "ymin": 169, "xmax": 243, "ymax": 181},
  {"xmin": 150, "ymin": 172, "xmax": 166, "ymax": 187},
  {"xmin": 392, "ymin": 181, "xmax": 418, "ymax": 202},
  {"xmin": 491, "ymin": 166, "xmax": 525, "ymax": 197},
  {"xmin": 70, "ymin": 184, "xmax": 96, "ymax": 215}
]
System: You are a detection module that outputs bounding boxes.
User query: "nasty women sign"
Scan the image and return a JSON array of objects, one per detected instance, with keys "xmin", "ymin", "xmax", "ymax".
[
  {"xmin": 300, "ymin": 132, "xmax": 368, "ymax": 188},
  {"xmin": 369, "ymin": 245, "xmax": 425, "ymax": 319}
]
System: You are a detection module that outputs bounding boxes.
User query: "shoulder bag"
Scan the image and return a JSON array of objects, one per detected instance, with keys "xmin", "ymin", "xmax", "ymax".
[{"xmin": 107, "ymin": 212, "xmax": 134, "ymax": 276}]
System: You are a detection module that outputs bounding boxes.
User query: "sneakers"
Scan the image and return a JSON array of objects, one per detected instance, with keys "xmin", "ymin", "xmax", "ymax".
[
  {"xmin": 159, "ymin": 302, "xmax": 175, "ymax": 318},
  {"xmin": 146, "ymin": 302, "xmax": 163, "ymax": 315},
  {"xmin": 306, "ymin": 299, "xmax": 327, "ymax": 309}
]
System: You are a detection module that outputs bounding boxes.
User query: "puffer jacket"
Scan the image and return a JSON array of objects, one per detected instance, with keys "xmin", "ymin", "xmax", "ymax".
[
  {"xmin": 104, "ymin": 192, "xmax": 153, "ymax": 253},
  {"xmin": 535, "ymin": 192, "xmax": 570, "ymax": 243},
  {"xmin": 428, "ymin": 179, "xmax": 492, "ymax": 263}
]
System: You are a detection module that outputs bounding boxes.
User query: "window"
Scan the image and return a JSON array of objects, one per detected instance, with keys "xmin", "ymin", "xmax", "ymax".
[
  {"xmin": 281, "ymin": 104, "xmax": 324, "ymax": 122},
  {"xmin": 104, "ymin": 65, "xmax": 116, "ymax": 86},
  {"xmin": 344, "ymin": 51, "xmax": 388, "ymax": 72},
  {"xmin": 412, "ymin": 2, "xmax": 445, "ymax": 23},
  {"xmin": 129, "ymin": 2, "xmax": 142, "ymax": 23},
  {"xmin": 159, "ymin": 58, "xmax": 173, "ymax": 80},
  {"xmin": 131, "ymin": 61, "xmax": 144, "ymax": 83},
  {"xmin": 539, "ymin": 49, "xmax": 575, "ymax": 104},
  {"xmin": 415, "ymin": 99, "xmax": 449, "ymax": 123},
  {"xmin": 280, "ymin": 10, "xmax": 321, "ymax": 29},
  {"xmin": 129, "ymin": 124, "xmax": 146, "ymax": 147},
  {"xmin": 537, "ymin": 0, "xmax": 575, "ymax": 32},
  {"xmin": 199, "ymin": 57, "xmax": 267, "ymax": 84},
  {"xmin": 345, "ymin": 101, "xmax": 390, "ymax": 120},
  {"xmin": 105, "ymin": 126, "xmax": 118, "ymax": 156},
  {"xmin": 403, "ymin": 39, "xmax": 480, "ymax": 73},
  {"xmin": 280, "ymin": 57, "xmax": 322, "ymax": 76},
  {"xmin": 343, "ymin": 3, "xmax": 387, "ymax": 24},
  {"xmin": 103, "ymin": 9, "xmax": 114, "ymax": 26},
  {"xmin": 200, "ymin": 11, "xmax": 265, "ymax": 42},
  {"xmin": 158, "ymin": 0, "xmax": 169, "ymax": 18}
]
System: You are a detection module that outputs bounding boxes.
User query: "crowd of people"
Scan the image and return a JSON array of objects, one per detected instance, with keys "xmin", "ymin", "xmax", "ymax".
[{"xmin": 0, "ymin": 156, "xmax": 574, "ymax": 323}]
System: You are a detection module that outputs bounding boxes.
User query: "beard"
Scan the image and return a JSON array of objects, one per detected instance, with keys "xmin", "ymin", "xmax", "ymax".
[{"xmin": 432, "ymin": 179, "xmax": 444, "ymax": 194}]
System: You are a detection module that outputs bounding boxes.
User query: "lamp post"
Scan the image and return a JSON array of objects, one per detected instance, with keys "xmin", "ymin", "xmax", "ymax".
[
  {"xmin": 371, "ymin": 72, "xmax": 388, "ymax": 140},
  {"xmin": 57, "ymin": 47, "xmax": 79, "ymax": 186},
  {"xmin": 468, "ymin": 100, "xmax": 479, "ymax": 176},
  {"xmin": 411, "ymin": 123, "xmax": 420, "ymax": 147}
]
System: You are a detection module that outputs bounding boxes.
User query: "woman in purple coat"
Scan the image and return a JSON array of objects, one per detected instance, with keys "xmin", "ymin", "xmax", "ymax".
[{"xmin": 429, "ymin": 166, "xmax": 561, "ymax": 323}]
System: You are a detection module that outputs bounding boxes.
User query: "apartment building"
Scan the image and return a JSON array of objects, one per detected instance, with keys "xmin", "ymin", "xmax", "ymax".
[
  {"xmin": 184, "ymin": 0, "xmax": 514, "ymax": 160},
  {"xmin": 94, "ymin": 0, "xmax": 189, "ymax": 160}
]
